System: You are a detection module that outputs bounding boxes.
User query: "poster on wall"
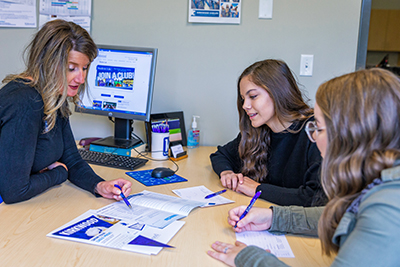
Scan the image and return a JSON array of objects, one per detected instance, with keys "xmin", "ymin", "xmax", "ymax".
[
  {"xmin": 0, "ymin": 0, "xmax": 37, "ymax": 28},
  {"xmin": 188, "ymin": 0, "xmax": 241, "ymax": 24},
  {"xmin": 38, "ymin": 0, "xmax": 91, "ymax": 33}
]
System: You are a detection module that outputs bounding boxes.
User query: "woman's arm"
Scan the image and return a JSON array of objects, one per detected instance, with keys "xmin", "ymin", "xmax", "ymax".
[
  {"xmin": 255, "ymin": 161, "xmax": 321, "ymax": 206},
  {"xmin": 0, "ymin": 87, "xmax": 68, "ymax": 204},
  {"xmin": 59, "ymin": 117, "xmax": 104, "ymax": 195},
  {"xmin": 210, "ymin": 133, "xmax": 242, "ymax": 175}
]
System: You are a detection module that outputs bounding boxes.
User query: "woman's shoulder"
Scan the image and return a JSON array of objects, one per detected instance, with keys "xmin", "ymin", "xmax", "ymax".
[
  {"xmin": 0, "ymin": 80, "xmax": 42, "ymax": 106},
  {"xmin": 359, "ymin": 179, "xmax": 400, "ymax": 214},
  {"xmin": 289, "ymin": 116, "xmax": 314, "ymax": 131},
  {"xmin": 0, "ymin": 80, "xmax": 44, "ymax": 119}
]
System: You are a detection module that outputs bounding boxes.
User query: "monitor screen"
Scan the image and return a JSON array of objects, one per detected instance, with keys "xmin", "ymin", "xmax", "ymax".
[{"xmin": 76, "ymin": 45, "xmax": 158, "ymax": 148}]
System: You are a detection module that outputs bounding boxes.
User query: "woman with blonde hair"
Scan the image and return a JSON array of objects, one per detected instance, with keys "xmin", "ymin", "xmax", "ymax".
[
  {"xmin": 208, "ymin": 68, "xmax": 400, "ymax": 266},
  {"xmin": 210, "ymin": 59, "xmax": 322, "ymax": 206},
  {"xmin": 0, "ymin": 20, "xmax": 131, "ymax": 204}
]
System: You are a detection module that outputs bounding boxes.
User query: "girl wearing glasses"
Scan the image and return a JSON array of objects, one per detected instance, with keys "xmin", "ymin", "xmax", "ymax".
[
  {"xmin": 208, "ymin": 68, "xmax": 400, "ymax": 266},
  {"xmin": 210, "ymin": 59, "xmax": 323, "ymax": 206}
]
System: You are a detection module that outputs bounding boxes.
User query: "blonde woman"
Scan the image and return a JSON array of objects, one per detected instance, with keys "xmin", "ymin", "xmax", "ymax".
[
  {"xmin": 0, "ymin": 20, "xmax": 131, "ymax": 204},
  {"xmin": 208, "ymin": 68, "xmax": 400, "ymax": 266}
]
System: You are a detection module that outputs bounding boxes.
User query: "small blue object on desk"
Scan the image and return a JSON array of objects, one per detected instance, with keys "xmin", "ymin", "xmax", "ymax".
[
  {"xmin": 129, "ymin": 235, "xmax": 174, "ymax": 248},
  {"xmin": 126, "ymin": 170, "xmax": 187, "ymax": 186},
  {"xmin": 205, "ymin": 189, "xmax": 227, "ymax": 199}
]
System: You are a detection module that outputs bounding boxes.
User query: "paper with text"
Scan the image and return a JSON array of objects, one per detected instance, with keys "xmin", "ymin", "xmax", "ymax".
[
  {"xmin": 236, "ymin": 231, "xmax": 294, "ymax": 258},
  {"xmin": 96, "ymin": 190, "xmax": 204, "ymax": 228},
  {"xmin": 173, "ymin": 185, "xmax": 234, "ymax": 207},
  {"xmin": 47, "ymin": 210, "xmax": 185, "ymax": 255}
]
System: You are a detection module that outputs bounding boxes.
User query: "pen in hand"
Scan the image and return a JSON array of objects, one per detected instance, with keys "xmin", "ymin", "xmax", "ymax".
[
  {"xmin": 234, "ymin": 191, "xmax": 262, "ymax": 228},
  {"xmin": 114, "ymin": 184, "xmax": 132, "ymax": 209},
  {"xmin": 205, "ymin": 189, "xmax": 227, "ymax": 199}
]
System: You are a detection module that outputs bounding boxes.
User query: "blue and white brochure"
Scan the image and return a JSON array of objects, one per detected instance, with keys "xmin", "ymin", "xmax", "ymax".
[{"xmin": 95, "ymin": 190, "xmax": 205, "ymax": 229}]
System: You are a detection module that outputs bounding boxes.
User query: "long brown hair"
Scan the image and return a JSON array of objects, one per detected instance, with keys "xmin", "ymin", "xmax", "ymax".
[
  {"xmin": 2, "ymin": 19, "xmax": 97, "ymax": 132},
  {"xmin": 317, "ymin": 68, "xmax": 400, "ymax": 255},
  {"xmin": 237, "ymin": 59, "xmax": 313, "ymax": 182}
]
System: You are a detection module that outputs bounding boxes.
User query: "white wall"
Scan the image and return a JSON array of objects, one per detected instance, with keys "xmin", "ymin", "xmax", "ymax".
[{"xmin": 0, "ymin": 0, "xmax": 362, "ymax": 146}]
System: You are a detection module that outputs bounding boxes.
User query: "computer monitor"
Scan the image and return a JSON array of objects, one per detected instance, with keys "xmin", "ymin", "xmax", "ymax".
[{"xmin": 75, "ymin": 45, "xmax": 158, "ymax": 148}]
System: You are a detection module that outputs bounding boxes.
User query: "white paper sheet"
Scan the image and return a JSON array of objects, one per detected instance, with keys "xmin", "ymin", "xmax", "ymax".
[
  {"xmin": 173, "ymin": 185, "xmax": 234, "ymax": 207},
  {"xmin": 236, "ymin": 231, "xmax": 294, "ymax": 258}
]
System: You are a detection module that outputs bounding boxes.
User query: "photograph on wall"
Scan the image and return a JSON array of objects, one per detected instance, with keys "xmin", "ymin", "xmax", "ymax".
[{"xmin": 188, "ymin": 0, "xmax": 241, "ymax": 24}]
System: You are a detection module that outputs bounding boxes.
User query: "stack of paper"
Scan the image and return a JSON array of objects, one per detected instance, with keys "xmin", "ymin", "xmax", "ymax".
[{"xmin": 47, "ymin": 190, "xmax": 206, "ymax": 255}]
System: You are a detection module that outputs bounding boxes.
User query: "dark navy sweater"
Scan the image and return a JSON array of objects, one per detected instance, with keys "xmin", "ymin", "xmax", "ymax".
[
  {"xmin": 210, "ymin": 119, "xmax": 323, "ymax": 207},
  {"xmin": 0, "ymin": 80, "xmax": 104, "ymax": 204}
]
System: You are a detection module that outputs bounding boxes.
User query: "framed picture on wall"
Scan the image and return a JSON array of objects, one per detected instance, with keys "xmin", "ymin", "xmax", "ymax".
[{"xmin": 145, "ymin": 111, "xmax": 187, "ymax": 151}]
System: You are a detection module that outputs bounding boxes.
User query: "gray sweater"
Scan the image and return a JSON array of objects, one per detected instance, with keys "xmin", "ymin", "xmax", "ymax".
[{"xmin": 235, "ymin": 164, "xmax": 400, "ymax": 267}]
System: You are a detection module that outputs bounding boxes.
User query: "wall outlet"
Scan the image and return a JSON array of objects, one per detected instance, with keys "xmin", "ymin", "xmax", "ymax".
[{"xmin": 300, "ymin": 54, "xmax": 314, "ymax": 76}]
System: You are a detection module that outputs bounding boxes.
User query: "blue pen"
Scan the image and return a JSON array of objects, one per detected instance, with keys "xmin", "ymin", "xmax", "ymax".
[
  {"xmin": 205, "ymin": 189, "xmax": 227, "ymax": 199},
  {"xmin": 114, "ymin": 184, "xmax": 132, "ymax": 209},
  {"xmin": 234, "ymin": 191, "xmax": 262, "ymax": 228}
]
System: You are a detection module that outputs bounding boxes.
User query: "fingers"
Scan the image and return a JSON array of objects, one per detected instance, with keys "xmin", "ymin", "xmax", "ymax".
[
  {"xmin": 208, "ymin": 241, "xmax": 245, "ymax": 267},
  {"xmin": 237, "ymin": 173, "xmax": 244, "ymax": 185},
  {"xmin": 211, "ymin": 241, "xmax": 233, "ymax": 253},
  {"xmin": 113, "ymin": 178, "xmax": 132, "ymax": 194}
]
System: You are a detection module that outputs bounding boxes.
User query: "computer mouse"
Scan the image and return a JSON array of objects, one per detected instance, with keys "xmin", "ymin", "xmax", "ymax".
[{"xmin": 151, "ymin": 167, "xmax": 175, "ymax": 178}]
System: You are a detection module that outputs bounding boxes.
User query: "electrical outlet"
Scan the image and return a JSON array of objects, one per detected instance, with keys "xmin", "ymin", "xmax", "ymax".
[{"xmin": 300, "ymin": 54, "xmax": 314, "ymax": 76}]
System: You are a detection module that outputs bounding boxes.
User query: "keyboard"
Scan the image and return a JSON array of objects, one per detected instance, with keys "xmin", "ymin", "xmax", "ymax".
[{"xmin": 78, "ymin": 149, "xmax": 148, "ymax": 171}]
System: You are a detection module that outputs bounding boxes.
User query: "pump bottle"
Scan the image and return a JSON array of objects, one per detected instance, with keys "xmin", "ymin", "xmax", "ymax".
[{"xmin": 187, "ymin": 115, "xmax": 200, "ymax": 148}]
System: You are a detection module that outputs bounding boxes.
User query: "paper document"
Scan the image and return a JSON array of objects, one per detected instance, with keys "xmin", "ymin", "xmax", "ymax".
[
  {"xmin": 173, "ymin": 185, "xmax": 234, "ymax": 207},
  {"xmin": 96, "ymin": 190, "xmax": 205, "ymax": 228},
  {"xmin": 47, "ymin": 210, "xmax": 185, "ymax": 255},
  {"xmin": 236, "ymin": 231, "xmax": 294, "ymax": 258}
]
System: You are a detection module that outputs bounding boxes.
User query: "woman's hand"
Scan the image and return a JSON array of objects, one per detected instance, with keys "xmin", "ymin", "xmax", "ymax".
[
  {"xmin": 207, "ymin": 241, "xmax": 248, "ymax": 267},
  {"xmin": 95, "ymin": 178, "xmax": 132, "ymax": 200},
  {"xmin": 39, "ymin": 161, "xmax": 68, "ymax": 173},
  {"xmin": 220, "ymin": 171, "xmax": 244, "ymax": 191},
  {"xmin": 228, "ymin": 206, "xmax": 273, "ymax": 233},
  {"xmin": 235, "ymin": 176, "xmax": 260, "ymax": 197}
]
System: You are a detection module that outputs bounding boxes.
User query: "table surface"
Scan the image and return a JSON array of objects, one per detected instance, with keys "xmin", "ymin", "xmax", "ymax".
[{"xmin": 0, "ymin": 146, "xmax": 334, "ymax": 267}]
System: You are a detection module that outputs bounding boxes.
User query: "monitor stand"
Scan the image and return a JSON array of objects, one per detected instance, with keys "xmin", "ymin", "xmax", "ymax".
[{"xmin": 91, "ymin": 118, "xmax": 143, "ymax": 149}]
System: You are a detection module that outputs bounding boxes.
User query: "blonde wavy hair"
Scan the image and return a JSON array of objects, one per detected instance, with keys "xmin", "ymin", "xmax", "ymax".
[
  {"xmin": 2, "ymin": 19, "xmax": 97, "ymax": 132},
  {"xmin": 237, "ymin": 59, "xmax": 313, "ymax": 182},
  {"xmin": 317, "ymin": 68, "xmax": 400, "ymax": 255}
]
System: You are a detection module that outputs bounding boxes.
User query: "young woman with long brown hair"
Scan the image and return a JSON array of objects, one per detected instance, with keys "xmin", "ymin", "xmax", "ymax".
[{"xmin": 210, "ymin": 59, "xmax": 322, "ymax": 206}]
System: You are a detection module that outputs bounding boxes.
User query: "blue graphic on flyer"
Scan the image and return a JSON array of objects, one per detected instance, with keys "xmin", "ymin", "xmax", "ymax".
[
  {"xmin": 53, "ymin": 215, "xmax": 120, "ymax": 240},
  {"xmin": 96, "ymin": 65, "xmax": 135, "ymax": 90}
]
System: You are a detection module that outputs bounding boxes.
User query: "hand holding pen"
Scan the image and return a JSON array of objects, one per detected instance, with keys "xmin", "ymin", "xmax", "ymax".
[
  {"xmin": 234, "ymin": 191, "xmax": 262, "ymax": 228},
  {"xmin": 114, "ymin": 184, "xmax": 132, "ymax": 209}
]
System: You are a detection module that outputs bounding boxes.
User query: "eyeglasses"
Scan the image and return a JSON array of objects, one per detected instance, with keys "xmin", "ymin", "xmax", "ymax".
[{"xmin": 305, "ymin": 121, "xmax": 325, "ymax": 143}]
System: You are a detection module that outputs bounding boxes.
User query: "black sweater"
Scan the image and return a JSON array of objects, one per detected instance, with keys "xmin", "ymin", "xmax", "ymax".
[
  {"xmin": 0, "ymin": 80, "xmax": 104, "ymax": 204},
  {"xmin": 210, "ymin": 119, "xmax": 322, "ymax": 207}
]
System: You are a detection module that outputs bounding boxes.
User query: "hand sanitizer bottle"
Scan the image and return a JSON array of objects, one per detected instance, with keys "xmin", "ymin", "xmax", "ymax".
[{"xmin": 187, "ymin": 115, "xmax": 200, "ymax": 148}]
